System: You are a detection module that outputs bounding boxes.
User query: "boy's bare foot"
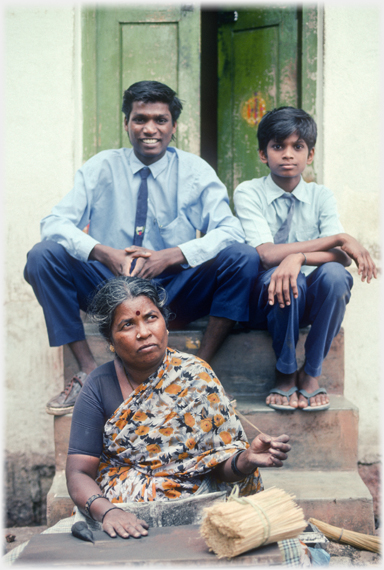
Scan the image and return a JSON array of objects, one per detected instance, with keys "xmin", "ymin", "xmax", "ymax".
[
  {"xmin": 266, "ymin": 370, "xmax": 299, "ymax": 408},
  {"xmin": 296, "ymin": 365, "xmax": 330, "ymax": 409}
]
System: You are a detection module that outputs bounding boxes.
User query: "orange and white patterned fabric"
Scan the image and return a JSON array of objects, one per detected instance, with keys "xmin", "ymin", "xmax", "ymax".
[{"xmin": 97, "ymin": 348, "xmax": 263, "ymax": 503}]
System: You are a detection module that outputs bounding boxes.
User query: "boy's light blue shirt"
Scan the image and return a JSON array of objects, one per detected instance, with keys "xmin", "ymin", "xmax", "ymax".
[
  {"xmin": 234, "ymin": 174, "xmax": 344, "ymax": 276},
  {"xmin": 41, "ymin": 147, "xmax": 245, "ymax": 267}
]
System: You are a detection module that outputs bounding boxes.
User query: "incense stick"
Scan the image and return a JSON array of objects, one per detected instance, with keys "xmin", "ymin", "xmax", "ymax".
[{"xmin": 230, "ymin": 399, "xmax": 265, "ymax": 435}]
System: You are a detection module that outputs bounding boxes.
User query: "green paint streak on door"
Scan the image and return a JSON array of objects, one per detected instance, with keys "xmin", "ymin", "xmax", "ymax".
[
  {"xmin": 120, "ymin": 23, "xmax": 179, "ymax": 147},
  {"xmin": 218, "ymin": 7, "xmax": 300, "ymax": 201},
  {"xmin": 82, "ymin": 6, "xmax": 200, "ymax": 162}
]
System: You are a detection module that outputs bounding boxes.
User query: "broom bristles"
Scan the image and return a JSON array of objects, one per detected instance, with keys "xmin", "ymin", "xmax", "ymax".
[
  {"xmin": 309, "ymin": 517, "xmax": 381, "ymax": 554},
  {"xmin": 200, "ymin": 487, "xmax": 307, "ymax": 559}
]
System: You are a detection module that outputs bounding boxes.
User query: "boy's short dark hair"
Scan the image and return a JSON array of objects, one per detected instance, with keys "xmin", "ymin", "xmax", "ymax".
[
  {"xmin": 122, "ymin": 80, "xmax": 183, "ymax": 124},
  {"xmin": 257, "ymin": 107, "xmax": 317, "ymax": 153}
]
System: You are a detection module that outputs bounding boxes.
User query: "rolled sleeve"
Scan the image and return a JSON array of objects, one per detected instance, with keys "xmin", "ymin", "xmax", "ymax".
[
  {"xmin": 234, "ymin": 182, "xmax": 273, "ymax": 248},
  {"xmin": 176, "ymin": 160, "xmax": 245, "ymax": 267},
  {"xmin": 40, "ymin": 168, "xmax": 99, "ymax": 262},
  {"xmin": 318, "ymin": 189, "xmax": 344, "ymax": 237}
]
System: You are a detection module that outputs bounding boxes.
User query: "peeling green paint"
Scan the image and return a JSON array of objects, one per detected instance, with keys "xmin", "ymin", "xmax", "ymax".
[
  {"xmin": 82, "ymin": 5, "xmax": 200, "ymax": 161},
  {"xmin": 218, "ymin": 6, "xmax": 318, "ymax": 200}
]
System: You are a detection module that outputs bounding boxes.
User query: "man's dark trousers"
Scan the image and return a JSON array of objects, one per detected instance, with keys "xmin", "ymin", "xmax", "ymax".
[{"xmin": 24, "ymin": 240, "xmax": 260, "ymax": 347}]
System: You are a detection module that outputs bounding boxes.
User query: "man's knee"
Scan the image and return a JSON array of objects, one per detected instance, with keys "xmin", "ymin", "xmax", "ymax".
[
  {"xmin": 218, "ymin": 243, "xmax": 260, "ymax": 275},
  {"xmin": 24, "ymin": 240, "xmax": 67, "ymax": 281}
]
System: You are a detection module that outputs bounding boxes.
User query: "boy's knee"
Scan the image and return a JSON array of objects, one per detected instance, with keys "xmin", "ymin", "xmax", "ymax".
[{"xmin": 317, "ymin": 263, "xmax": 353, "ymax": 297}]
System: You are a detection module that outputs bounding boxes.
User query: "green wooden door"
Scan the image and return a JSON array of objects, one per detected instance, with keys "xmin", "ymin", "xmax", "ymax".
[
  {"xmin": 82, "ymin": 5, "xmax": 200, "ymax": 161},
  {"xmin": 218, "ymin": 6, "xmax": 317, "ymax": 201}
]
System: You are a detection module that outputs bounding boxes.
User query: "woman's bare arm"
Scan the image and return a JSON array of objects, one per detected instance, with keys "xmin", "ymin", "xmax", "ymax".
[
  {"xmin": 214, "ymin": 434, "xmax": 291, "ymax": 482},
  {"xmin": 66, "ymin": 454, "xmax": 148, "ymax": 538}
]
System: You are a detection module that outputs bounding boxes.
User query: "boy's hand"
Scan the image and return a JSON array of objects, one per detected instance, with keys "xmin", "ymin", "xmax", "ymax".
[
  {"xmin": 339, "ymin": 234, "xmax": 377, "ymax": 283},
  {"xmin": 268, "ymin": 253, "xmax": 305, "ymax": 308}
]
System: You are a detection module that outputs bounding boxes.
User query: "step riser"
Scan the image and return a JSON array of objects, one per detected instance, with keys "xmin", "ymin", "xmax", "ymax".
[
  {"xmin": 53, "ymin": 398, "xmax": 358, "ymax": 473},
  {"xmin": 240, "ymin": 408, "xmax": 358, "ymax": 471},
  {"xmin": 54, "ymin": 416, "xmax": 72, "ymax": 472},
  {"xmin": 297, "ymin": 499, "xmax": 374, "ymax": 535},
  {"xmin": 46, "ymin": 471, "xmax": 73, "ymax": 528},
  {"xmin": 261, "ymin": 470, "xmax": 375, "ymax": 534},
  {"xmin": 64, "ymin": 329, "xmax": 344, "ymax": 395},
  {"xmin": 46, "ymin": 470, "xmax": 375, "ymax": 534}
]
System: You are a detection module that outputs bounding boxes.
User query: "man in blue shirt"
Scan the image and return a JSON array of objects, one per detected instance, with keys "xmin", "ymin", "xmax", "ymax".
[{"xmin": 24, "ymin": 80, "xmax": 259, "ymax": 415}]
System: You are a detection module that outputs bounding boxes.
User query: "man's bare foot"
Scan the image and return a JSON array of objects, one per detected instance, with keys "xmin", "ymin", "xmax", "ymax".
[
  {"xmin": 296, "ymin": 365, "xmax": 330, "ymax": 409},
  {"xmin": 266, "ymin": 370, "xmax": 299, "ymax": 408}
]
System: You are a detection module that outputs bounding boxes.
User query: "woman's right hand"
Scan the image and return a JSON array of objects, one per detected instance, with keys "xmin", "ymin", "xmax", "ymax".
[{"xmin": 102, "ymin": 507, "xmax": 149, "ymax": 538}]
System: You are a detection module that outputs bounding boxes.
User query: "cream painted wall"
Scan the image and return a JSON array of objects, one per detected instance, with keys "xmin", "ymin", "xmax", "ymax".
[
  {"xmin": 322, "ymin": 6, "xmax": 381, "ymax": 462},
  {"xmin": 5, "ymin": 7, "xmax": 82, "ymax": 457}
]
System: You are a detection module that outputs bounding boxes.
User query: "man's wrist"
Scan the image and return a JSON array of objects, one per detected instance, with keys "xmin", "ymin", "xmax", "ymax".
[
  {"xmin": 167, "ymin": 246, "xmax": 187, "ymax": 266},
  {"xmin": 88, "ymin": 243, "xmax": 107, "ymax": 262}
]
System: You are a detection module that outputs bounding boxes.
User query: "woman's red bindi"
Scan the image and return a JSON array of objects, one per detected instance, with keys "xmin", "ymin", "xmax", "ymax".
[{"xmin": 136, "ymin": 310, "xmax": 140, "ymax": 316}]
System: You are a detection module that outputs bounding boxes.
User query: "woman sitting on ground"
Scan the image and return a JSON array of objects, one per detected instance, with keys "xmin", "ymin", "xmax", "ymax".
[{"xmin": 66, "ymin": 276, "xmax": 291, "ymax": 539}]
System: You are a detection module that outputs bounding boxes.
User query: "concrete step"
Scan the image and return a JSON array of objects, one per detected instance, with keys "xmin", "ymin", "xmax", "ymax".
[
  {"xmin": 52, "ymin": 395, "xmax": 357, "ymax": 473},
  {"xmin": 261, "ymin": 469, "xmax": 375, "ymax": 534},
  {"xmin": 235, "ymin": 395, "xmax": 358, "ymax": 471},
  {"xmin": 46, "ymin": 468, "xmax": 375, "ymax": 535},
  {"xmin": 64, "ymin": 322, "xmax": 345, "ymax": 396},
  {"xmin": 46, "ymin": 470, "xmax": 73, "ymax": 528}
]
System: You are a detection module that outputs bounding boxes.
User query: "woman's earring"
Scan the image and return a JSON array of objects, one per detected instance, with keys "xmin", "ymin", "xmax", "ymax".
[
  {"xmin": 109, "ymin": 344, "xmax": 115, "ymax": 353},
  {"xmin": 167, "ymin": 330, "xmax": 169, "ymax": 334}
]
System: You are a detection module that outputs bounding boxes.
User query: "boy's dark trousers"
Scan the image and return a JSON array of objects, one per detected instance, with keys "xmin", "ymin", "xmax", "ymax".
[{"xmin": 247, "ymin": 258, "xmax": 353, "ymax": 377}]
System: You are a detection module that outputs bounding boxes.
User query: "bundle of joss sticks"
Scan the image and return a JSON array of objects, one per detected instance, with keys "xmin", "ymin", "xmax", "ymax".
[
  {"xmin": 309, "ymin": 517, "xmax": 380, "ymax": 554},
  {"xmin": 200, "ymin": 487, "xmax": 307, "ymax": 559}
]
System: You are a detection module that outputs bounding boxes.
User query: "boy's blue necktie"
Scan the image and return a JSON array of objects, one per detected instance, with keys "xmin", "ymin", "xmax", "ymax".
[
  {"xmin": 133, "ymin": 167, "xmax": 150, "ymax": 246},
  {"xmin": 274, "ymin": 194, "xmax": 296, "ymax": 244}
]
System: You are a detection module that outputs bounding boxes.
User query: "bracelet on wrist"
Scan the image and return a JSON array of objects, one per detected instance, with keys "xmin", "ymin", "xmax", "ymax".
[
  {"xmin": 84, "ymin": 494, "xmax": 104, "ymax": 519},
  {"xmin": 231, "ymin": 450, "xmax": 248, "ymax": 478},
  {"xmin": 300, "ymin": 252, "xmax": 307, "ymax": 265},
  {"xmin": 102, "ymin": 506, "xmax": 120, "ymax": 523}
]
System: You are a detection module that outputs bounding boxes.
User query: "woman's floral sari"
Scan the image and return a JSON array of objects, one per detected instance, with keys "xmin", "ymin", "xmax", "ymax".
[{"xmin": 97, "ymin": 348, "xmax": 263, "ymax": 503}]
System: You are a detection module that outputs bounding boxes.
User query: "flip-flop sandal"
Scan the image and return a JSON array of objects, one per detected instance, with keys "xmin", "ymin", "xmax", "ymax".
[
  {"xmin": 267, "ymin": 387, "xmax": 298, "ymax": 411},
  {"xmin": 298, "ymin": 388, "xmax": 330, "ymax": 411}
]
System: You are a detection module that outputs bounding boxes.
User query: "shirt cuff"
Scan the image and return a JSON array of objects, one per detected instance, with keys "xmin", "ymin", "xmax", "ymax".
[{"xmin": 74, "ymin": 236, "xmax": 101, "ymax": 262}]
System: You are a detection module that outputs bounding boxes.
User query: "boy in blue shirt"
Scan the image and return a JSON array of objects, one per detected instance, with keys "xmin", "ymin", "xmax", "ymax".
[{"xmin": 234, "ymin": 107, "xmax": 376, "ymax": 411}]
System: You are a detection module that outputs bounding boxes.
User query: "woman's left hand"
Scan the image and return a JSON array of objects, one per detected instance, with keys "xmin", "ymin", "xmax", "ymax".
[
  {"xmin": 239, "ymin": 433, "xmax": 291, "ymax": 470},
  {"xmin": 102, "ymin": 508, "xmax": 149, "ymax": 539}
]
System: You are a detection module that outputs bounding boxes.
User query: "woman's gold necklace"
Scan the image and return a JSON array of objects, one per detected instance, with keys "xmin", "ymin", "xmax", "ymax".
[{"xmin": 122, "ymin": 365, "xmax": 135, "ymax": 392}]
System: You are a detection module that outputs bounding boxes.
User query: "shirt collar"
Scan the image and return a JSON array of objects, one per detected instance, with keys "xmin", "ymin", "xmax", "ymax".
[
  {"xmin": 129, "ymin": 148, "xmax": 173, "ymax": 179},
  {"xmin": 265, "ymin": 174, "xmax": 311, "ymax": 205}
]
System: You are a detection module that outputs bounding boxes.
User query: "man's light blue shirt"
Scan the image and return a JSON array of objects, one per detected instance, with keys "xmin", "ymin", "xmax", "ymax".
[
  {"xmin": 41, "ymin": 147, "xmax": 245, "ymax": 267},
  {"xmin": 234, "ymin": 174, "xmax": 344, "ymax": 276}
]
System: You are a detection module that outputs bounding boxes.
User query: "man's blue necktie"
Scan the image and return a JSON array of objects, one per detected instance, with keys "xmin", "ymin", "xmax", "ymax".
[
  {"xmin": 133, "ymin": 167, "xmax": 150, "ymax": 246},
  {"xmin": 274, "ymin": 194, "xmax": 296, "ymax": 244}
]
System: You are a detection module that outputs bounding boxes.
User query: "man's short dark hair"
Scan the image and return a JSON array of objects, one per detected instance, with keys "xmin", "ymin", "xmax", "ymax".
[
  {"xmin": 122, "ymin": 80, "xmax": 183, "ymax": 124},
  {"xmin": 257, "ymin": 107, "xmax": 317, "ymax": 154}
]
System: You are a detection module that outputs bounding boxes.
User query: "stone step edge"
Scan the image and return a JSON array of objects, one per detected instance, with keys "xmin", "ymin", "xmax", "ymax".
[
  {"xmin": 47, "ymin": 468, "xmax": 374, "ymax": 533},
  {"xmin": 233, "ymin": 393, "xmax": 357, "ymax": 412},
  {"xmin": 261, "ymin": 469, "xmax": 375, "ymax": 534},
  {"xmin": 52, "ymin": 394, "xmax": 359, "ymax": 473}
]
